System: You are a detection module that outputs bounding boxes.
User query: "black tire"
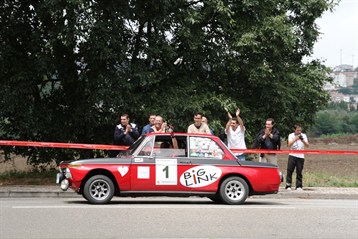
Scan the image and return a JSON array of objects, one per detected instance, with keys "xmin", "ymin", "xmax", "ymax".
[
  {"xmin": 219, "ymin": 177, "xmax": 249, "ymax": 205},
  {"xmin": 83, "ymin": 175, "xmax": 115, "ymax": 204}
]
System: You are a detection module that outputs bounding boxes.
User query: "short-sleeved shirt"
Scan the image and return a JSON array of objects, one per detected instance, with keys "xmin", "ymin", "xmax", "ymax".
[
  {"xmin": 225, "ymin": 126, "xmax": 246, "ymax": 155},
  {"xmin": 288, "ymin": 132, "xmax": 307, "ymax": 158}
]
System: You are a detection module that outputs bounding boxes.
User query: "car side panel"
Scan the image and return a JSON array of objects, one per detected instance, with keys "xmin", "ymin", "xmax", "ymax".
[
  {"xmin": 129, "ymin": 156, "xmax": 193, "ymax": 191},
  {"xmin": 188, "ymin": 158, "xmax": 280, "ymax": 193}
]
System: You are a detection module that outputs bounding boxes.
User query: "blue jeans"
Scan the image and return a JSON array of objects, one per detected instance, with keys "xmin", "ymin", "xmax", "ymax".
[{"xmin": 236, "ymin": 154, "xmax": 246, "ymax": 161}]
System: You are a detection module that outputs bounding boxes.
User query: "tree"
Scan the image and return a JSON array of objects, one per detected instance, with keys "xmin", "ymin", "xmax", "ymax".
[{"xmin": 0, "ymin": 0, "xmax": 335, "ymax": 166}]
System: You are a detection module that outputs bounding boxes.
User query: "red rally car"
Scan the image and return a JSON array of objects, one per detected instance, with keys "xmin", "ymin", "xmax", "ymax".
[{"xmin": 56, "ymin": 133, "xmax": 282, "ymax": 205}]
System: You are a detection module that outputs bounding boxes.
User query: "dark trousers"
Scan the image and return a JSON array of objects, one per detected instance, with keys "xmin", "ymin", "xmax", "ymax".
[{"xmin": 286, "ymin": 155, "xmax": 305, "ymax": 188}]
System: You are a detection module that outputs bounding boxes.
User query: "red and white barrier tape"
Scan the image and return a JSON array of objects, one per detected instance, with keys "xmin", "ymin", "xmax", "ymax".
[
  {"xmin": 230, "ymin": 148, "xmax": 358, "ymax": 155},
  {"xmin": 0, "ymin": 140, "xmax": 129, "ymax": 151},
  {"xmin": 0, "ymin": 140, "xmax": 357, "ymax": 155}
]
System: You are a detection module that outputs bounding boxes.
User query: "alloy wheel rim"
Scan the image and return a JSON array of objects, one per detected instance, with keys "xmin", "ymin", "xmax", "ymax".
[
  {"xmin": 89, "ymin": 179, "xmax": 110, "ymax": 200},
  {"xmin": 224, "ymin": 180, "xmax": 244, "ymax": 201}
]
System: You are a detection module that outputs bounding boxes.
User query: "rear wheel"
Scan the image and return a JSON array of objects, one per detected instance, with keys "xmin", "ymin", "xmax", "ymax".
[
  {"xmin": 83, "ymin": 175, "xmax": 115, "ymax": 204},
  {"xmin": 219, "ymin": 177, "xmax": 248, "ymax": 205}
]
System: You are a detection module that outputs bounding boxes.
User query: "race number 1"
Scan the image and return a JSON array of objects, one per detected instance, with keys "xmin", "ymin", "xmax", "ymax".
[{"xmin": 155, "ymin": 158, "xmax": 177, "ymax": 185}]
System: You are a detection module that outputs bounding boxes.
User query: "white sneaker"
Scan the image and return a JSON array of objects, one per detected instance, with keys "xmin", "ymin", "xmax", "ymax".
[
  {"xmin": 286, "ymin": 187, "xmax": 292, "ymax": 191},
  {"xmin": 296, "ymin": 187, "xmax": 303, "ymax": 191}
]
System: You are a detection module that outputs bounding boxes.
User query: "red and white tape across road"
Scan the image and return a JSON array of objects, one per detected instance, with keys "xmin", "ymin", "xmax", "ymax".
[{"xmin": 1, "ymin": 140, "xmax": 357, "ymax": 155}]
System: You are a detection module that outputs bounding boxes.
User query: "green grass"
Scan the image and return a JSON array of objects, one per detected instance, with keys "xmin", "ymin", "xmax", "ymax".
[
  {"xmin": 281, "ymin": 172, "xmax": 358, "ymax": 188},
  {"xmin": 303, "ymin": 172, "xmax": 358, "ymax": 187}
]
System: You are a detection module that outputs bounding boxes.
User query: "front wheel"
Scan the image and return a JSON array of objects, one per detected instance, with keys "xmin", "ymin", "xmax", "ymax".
[
  {"xmin": 219, "ymin": 177, "xmax": 249, "ymax": 205},
  {"xmin": 83, "ymin": 175, "xmax": 115, "ymax": 204}
]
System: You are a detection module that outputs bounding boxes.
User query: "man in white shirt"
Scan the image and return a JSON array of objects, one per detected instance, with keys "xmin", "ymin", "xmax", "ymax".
[
  {"xmin": 286, "ymin": 124, "xmax": 309, "ymax": 191},
  {"xmin": 225, "ymin": 109, "xmax": 246, "ymax": 161}
]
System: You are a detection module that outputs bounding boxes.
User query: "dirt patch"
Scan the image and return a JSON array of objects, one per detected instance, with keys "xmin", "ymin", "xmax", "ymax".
[{"xmin": 277, "ymin": 136, "xmax": 358, "ymax": 178}]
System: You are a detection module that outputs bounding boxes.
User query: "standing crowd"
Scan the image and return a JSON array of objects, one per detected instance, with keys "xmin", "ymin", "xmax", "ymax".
[{"xmin": 113, "ymin": 110, "xmax": 309, "ymax": 191}]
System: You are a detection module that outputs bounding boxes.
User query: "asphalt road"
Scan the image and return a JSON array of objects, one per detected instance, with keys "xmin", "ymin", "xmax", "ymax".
[{"xmin": 1, "ymin": 197, "xmax": 357, "ymax": 239}]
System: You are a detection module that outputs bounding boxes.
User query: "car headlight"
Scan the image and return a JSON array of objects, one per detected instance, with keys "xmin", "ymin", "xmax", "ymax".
[
  {"xmin": 64, "ymin": 168, "xmax": 72, "ymax": 179},
  {"xmin": 60, "ymin": 179, "xmax": 70, "ymax": 191}
]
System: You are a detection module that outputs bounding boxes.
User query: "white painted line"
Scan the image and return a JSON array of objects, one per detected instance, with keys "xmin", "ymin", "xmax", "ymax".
[{"xmin": 12, "ymin": 205, "xmax": 296, "ymax": 209}]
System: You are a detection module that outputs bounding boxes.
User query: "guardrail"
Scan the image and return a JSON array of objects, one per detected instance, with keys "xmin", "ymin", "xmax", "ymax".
[{"xmin": 1, "ymin": 140, "xmax": 357, "ymax": 155}]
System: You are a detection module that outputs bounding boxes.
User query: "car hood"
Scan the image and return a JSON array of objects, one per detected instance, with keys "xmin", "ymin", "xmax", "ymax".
[{"xmin": 60, "ymin": 155, "xmax": 133, "ymax": 166}]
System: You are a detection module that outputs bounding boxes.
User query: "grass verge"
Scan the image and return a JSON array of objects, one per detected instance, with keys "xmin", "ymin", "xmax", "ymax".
[{"xmin": 303, "ymin": 172, "xmax": 358, "ymax": 187}]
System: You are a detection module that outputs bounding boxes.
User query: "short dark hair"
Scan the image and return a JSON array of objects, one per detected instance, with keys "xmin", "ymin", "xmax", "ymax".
[
  {"xmin": 266, "ymin": 118, "xmax": 275, "ymax": 124},
  {"xmin": 231, "ymin": 117, "xmax": 239, "ymax": 123},
  {"xmin": 194, "ymin": 112, "xmax": 203, "ymax": 118},
  {"xmin": 121, "ymin": 114, "xmax": 129, "ymax": 119},
  {"xmin": 294, "ymin": 124, "xmax": 302, "ymax": 129}
]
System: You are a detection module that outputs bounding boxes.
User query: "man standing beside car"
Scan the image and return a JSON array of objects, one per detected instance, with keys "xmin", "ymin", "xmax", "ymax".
[
  {"xmin": 187, "ymin": 112, "xmax": 211, "ymax": 134},
  {"xmin": 114, "ymin": 114, "xmax": 140, "ymax": 146},
  {"xmin": 225, "ymin": 109, "xmax": 247, "ymax": 161},
  {"xmin": 141, "ymin": 113, "xmax": 156, "ymax": 134},
  {"xmin": 285, "ymin": 124, "xmax": 309, "ymax": 191},
  {"xmin": 257, "ymin": 118, "xmax": 280, "ymax": 165}
]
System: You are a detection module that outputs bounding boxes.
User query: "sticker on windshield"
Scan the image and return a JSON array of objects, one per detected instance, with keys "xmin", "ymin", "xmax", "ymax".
[{"xmin": 180, "ymin": 165, "xmax": 222, "ymax": 188}]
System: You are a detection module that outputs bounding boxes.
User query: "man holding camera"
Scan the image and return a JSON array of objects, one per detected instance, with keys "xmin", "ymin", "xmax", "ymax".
[{"xmin": 286, "ymin": 124, "xmax": 309, "ymax": 191}]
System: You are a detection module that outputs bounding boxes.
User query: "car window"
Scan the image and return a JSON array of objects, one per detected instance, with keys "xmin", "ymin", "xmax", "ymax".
[
  {"xmin": 154, "ymin": 135, "xmax": 187, "ymax": 158},
  {"xmin": 189, "ymin": 136, "xmax": 224, "ymax": 159},
  {"xmin": 137, "ymin": 137, "xmax": 154, "ymax": 156}
]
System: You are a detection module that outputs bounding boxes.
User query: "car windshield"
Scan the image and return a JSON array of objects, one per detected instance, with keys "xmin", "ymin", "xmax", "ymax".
[{"xmin": 116, "ymin": 135, "xmax": 146, "ymax": 156}]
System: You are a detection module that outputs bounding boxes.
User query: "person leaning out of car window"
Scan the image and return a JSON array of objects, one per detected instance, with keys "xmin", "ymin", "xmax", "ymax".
[
  {"xmin": 187, "ymin": 112, "xmax": 211, "ymax": 134},
  {"xmin": 149, "ymin": 115, "xmax": 168, "ymax": 133},
  {"xmin": 114, "ymin": 113, "xmax": 140, "ymax": 146}
]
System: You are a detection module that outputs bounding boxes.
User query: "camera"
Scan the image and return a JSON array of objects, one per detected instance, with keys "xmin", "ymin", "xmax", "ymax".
[{"xmin": 298, "ymin": 134, "xmax": 304, "ymax": 140}]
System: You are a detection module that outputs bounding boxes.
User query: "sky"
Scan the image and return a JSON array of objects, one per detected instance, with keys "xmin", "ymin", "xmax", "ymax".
[{"xmin": 309, "ymin": 0, "xmax": 358, "ymax": 68}]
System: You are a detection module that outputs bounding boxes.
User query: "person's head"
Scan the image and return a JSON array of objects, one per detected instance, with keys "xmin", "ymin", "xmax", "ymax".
[
  {"xmin": 160, "ymin": 141, "xmax": 171, "ymax": 149},
  {"xmin": 294, "ymin": 124, "xmax": 302, "ymax": 135},
  {"xmin": 154, "ymin": 115, "xmax": 163, "ymax": 130},
  {"xmin": 231, "ymin": 117, "xmax": 239, "ymax": 130},
  {"xmin": 265, "ymin": 118, "xmax": 275, "ymax": 131},
  {"xmin": 202, "ymin": 116, "xmax": 208, "ymax": 125},
  {"xmin": 193, "ymin": 112, "xmax": 203, "ymax": 126},
  {"xmin": 148, "ymin": 114, "xmax": 156, "ymax": 125},
  {"xmin": 120, "ymin": 114, "xmax": 130, "ymax": 126}
]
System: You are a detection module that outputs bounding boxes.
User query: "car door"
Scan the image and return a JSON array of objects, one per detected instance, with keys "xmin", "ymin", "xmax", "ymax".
[
  {"xmin": 181, "ymin": 136, "xmax": 233, "ymax": 192},
  {"xmin": 130, "ymin": 135, "xmax": 192, "ymax": 192}
]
